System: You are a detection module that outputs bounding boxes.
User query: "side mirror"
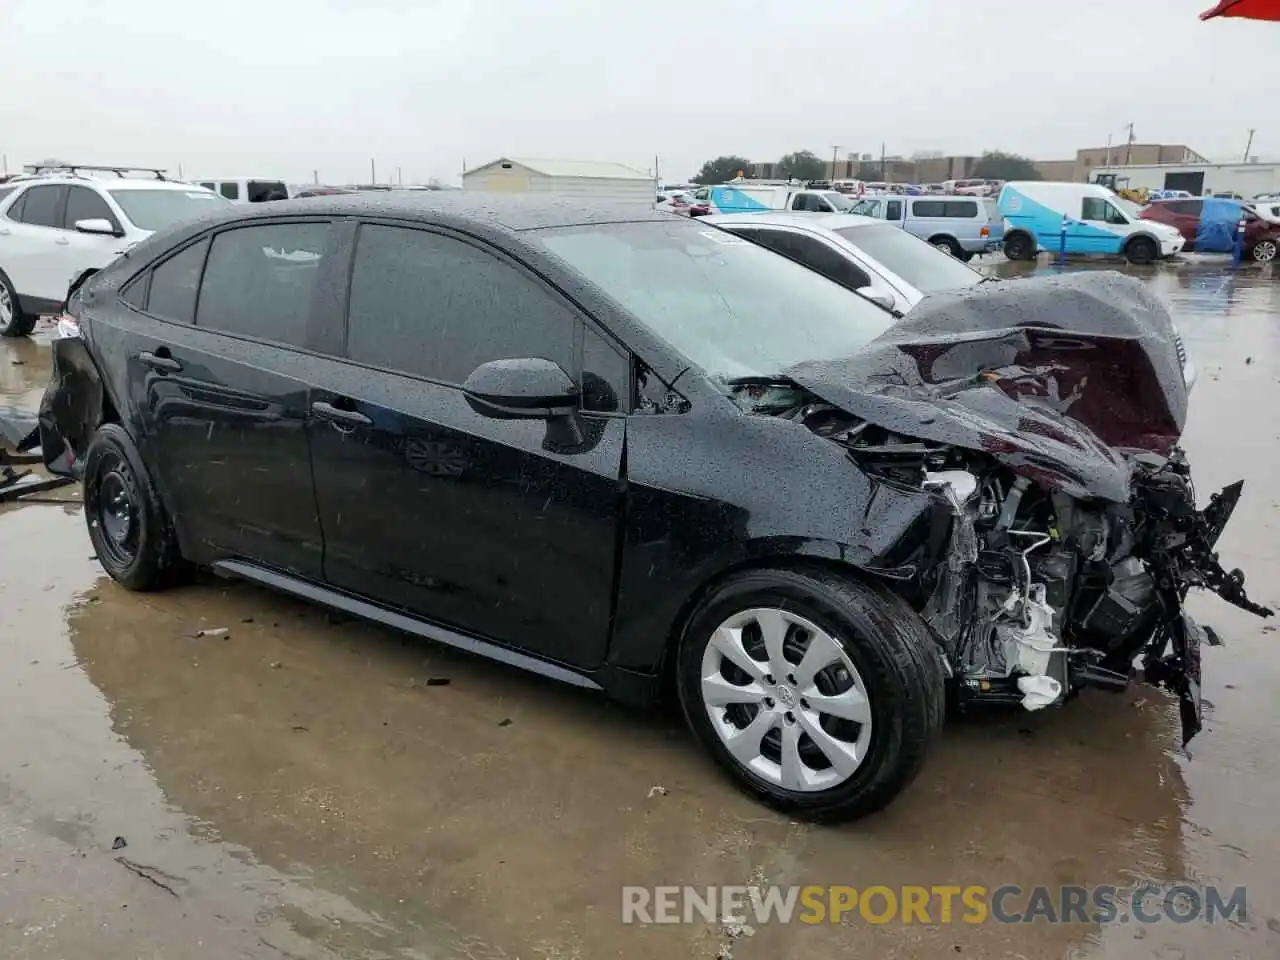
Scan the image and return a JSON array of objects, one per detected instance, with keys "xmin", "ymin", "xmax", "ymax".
[
  {"xmin": 859, "ymin": 289, "xmax": 896, "ymax": 312},
  {"xmin": 75, "ymin": 218, "xmax": 120, "ymax": 236},
  {"xmin": 462, "ymin": 358, "xmax": 579, "ymax": 420}
]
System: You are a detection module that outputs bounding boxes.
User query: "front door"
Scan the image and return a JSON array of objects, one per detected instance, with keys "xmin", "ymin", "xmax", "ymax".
[
  {"xmin": 307, "ymin": 223, "xmax": 629, "ymax": 669},
  {"xmin": 0, "ymin": 184, "xmax": 81, "ymax": 305},
  {"xmin": 120, "ymin": 221, "xmax": 332, "ymax": 577}
]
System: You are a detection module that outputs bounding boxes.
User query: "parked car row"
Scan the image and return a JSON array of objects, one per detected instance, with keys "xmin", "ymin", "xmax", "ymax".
[{"xmin": 29, "ymin": 191, "xmax": 1246, "ymax": 826}]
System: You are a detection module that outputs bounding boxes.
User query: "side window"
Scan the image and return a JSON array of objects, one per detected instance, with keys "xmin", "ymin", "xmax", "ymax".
[
  {"xmin": 199, "ymin": 182, "xmax": 216, "ymax": 191},
  {"xmin": 885, "ymin": 199, "xmax": 904, "ymax": 220},
  {"xmin": 5, "ymin": 190, "xmax": 27, "ymax": 221},
  {"xmin": 219, "ymin": 182, "xmax": 240, "ymax": 200},
  {"xmin": 145, "ymin": 238, "xmax": 209, "ymax": 323},
  {"xmin": 63, "ymin": 186, "xmax": 121, "ymax": 232},
  {"xmin": 17, "ymin": 185, "xmax": 68, "ymax": 228},
  {"xmin": 850, "ymin": 199, "xmax": 880, "ymax": 217},
  {"xmin": 196, "ymin": 222, "xmax": 328, "ymax": 345},
  {"xmin": 346, "ymin": 225, "xmax": 576, "ymax": 384},
  {"xmin": 1082, "ymin": 198, "xmax": 1127, "ymax": 225},
  {"xmin": 120, "ymin": 272, "xmax": 150, "ymax": 310},
  {"xmin": 944, "ymin": 200, "xmax": 979, "ymax": 218},
  {"xmin": 911, "ymin": 200, "xmax": 945, "ymax": 218},
  {"xmin": 582, "ymin": 325, "xmax": 631, "ymax": 414},
  {"xmin": 772, "ymin": 233, "xmax": 872, "ymax": 291},
  {"xmin": 249, "ymin": 181, "xmax": 288, "ymax": 202}
]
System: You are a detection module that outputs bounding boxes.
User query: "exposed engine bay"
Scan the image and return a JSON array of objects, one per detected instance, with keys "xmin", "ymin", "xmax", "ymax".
[{"xmin": 728, "ymin": 271, "xmax": 1272, "ymax": 745}]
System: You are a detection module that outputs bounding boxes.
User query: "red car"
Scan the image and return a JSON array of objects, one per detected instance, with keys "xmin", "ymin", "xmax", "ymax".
[{"xmin": 1141, "ymin": 199, "xmax": 1280, "ymax": 262}]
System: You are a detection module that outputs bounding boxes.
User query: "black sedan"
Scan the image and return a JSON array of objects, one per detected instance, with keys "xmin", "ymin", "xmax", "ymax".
[{"xmin": 36, "ymin": 194, "xmax": 1265, "ymax": 821}]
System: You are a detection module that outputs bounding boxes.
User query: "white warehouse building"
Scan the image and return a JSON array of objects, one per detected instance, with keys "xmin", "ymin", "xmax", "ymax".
[
  {"xmin": 462, "ymin": 157, "xmax": 656, "ymax": 200},
  {"xmin": 1092, "ymin": 160, "xmax": 1280, "ymax": 198}
]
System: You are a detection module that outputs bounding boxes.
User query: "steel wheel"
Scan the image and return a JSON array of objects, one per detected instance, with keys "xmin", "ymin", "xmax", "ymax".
[
  {"xmin": 1252, "ymin": 240, "xmax": 1277, "ymax": 263},
  {"xmin": 87, "ymin": 452, "xmax": 142, "ymax": 569},
  {"xmin": 0, "ymin": 283, "xmax": 12, "ymax": 327},
  {"xmin": 700, "ymin": 607, "xmax": 873, "ymax": 792}
]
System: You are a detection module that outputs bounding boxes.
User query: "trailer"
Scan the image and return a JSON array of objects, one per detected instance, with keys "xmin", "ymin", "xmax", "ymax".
[{"xmin": 1091, "ymin": 161, "xmax": 1280, "ymax": 199}]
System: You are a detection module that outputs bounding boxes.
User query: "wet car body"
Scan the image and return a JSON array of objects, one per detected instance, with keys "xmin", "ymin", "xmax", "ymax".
[{"xmin": 36, "ymin": 196, "xmax": 1269, "ymax": 819}]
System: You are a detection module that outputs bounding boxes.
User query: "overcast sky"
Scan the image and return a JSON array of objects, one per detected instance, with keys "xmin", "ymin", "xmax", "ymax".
[{"xmin": 2, "ymin": 0, "xmax": 1274, "ymax": 185}]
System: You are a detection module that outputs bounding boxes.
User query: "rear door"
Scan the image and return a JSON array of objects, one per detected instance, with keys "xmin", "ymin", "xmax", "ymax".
[
  {"xmin": 1, "ymin": 184, "xmax": 76, "ymax": 305},
  {"xmin": 119, "ymin": 219, "xmax": 333, "ymax": 576},
  {"xmin": 306, "ymin": 221, "xmax": 628, "ymax": 669}
]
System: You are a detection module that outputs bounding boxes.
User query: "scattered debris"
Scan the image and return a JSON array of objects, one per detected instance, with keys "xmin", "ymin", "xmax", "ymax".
[
  {"xmin": 498, "ymin": 718, "xmax": 513, "ymax": 727},
  {"xmin": 112, "ymin": 836, "xmax": 127, "ymax": 851},
  {"xmin": 291, "ymin": 725, "xmax": 309, "ymax": 733},
  {"xmin": 648, "ymin": 785, "xmax": 668, "ymax": 798},
  {"xmin": 269, "ymin": 661, "xmax": 282, "ymax": 669},
  {"xmin": 194, "ymin": 627, "xmax": 229, "ymax": 639},
  {"xmin": 241, "ymin": 617, "xmax": 255, "ymax": 624},
  {"xmin": 10, "ymin": 358, "xmax": 24, "ymax": 365},
  {"xmin": 115, "ymin": 857, "xmax": 181, "ymax": 897},
  {"xmin": 1246, "ymin": 357, "xmax": 1254, "ymax": 365},
  {"xmin": 721, "ymin": 920, "xmax": 755, "ymax": 939},
  {"xmin": 425, "ymin": 677, "xmax": 451, "ymax": 687},
  {"xmin": 1263, "ymin": 625, "xmax": 1276, "ymax": 634}
]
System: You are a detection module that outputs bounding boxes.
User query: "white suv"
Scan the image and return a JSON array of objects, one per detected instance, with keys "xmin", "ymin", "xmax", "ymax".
[{"xmin": 0, "ymin": 173, "xmax": 228, "ymax": 336}]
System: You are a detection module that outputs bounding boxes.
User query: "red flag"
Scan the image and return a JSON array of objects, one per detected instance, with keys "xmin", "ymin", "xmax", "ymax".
[{"xmin": 1201, "ymin": 0, "xmax": 1280, "ymax": 20}]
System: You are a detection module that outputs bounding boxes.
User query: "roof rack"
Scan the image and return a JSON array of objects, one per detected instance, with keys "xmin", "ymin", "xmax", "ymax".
[{"xmin": 22, "ymin": 163, "xmax": 168, "ymax": 180}]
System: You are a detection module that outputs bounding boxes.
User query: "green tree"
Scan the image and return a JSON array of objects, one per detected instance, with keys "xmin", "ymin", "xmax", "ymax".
[
  {"xmin": 776, "ymin": 150, "xmax": 826, "ymax": 181},
  {"xmin": 691, "ymin": 155, "xmax": 753, "ymax": 184},
  {"xmin": 972, "ymin": 151, "xmax": 1042, "ymax": 181}
]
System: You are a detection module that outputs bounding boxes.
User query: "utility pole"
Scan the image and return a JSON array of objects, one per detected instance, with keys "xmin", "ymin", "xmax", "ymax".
[
  {"xmin": 1105, "ymin": 134, "xmax": 1112, "ymax": 168},
  {"xmin": 880, "ymin": 142, "xmax": 886, "ymax": 180},
  {"xmin": 1124, "ymin": 122, "xmax": 1135, "ymax": 166},
  {"xmin": 396, "ymin": 166, "xmax": 402, "ymax": 185},
  {"xmin": 313, "ymin": 169, "xmax": 318, "ymax": 184},
  {"xmin": 832, "ymin": 145, "xmax": 840, "ymax": 180},
  {"xmin": 178, "ymin": 162, "xmax": 183, "ymax": 179},
  {"xmin": 370, "ymin": 158, "xmax": 376, "ymax": 184},
  {"xmin": 1243, "ymin": 129, "xmax": 1256, "ymax": 162}
]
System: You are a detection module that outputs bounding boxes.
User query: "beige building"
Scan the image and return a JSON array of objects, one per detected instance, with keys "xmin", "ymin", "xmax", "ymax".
[{"xmin": 1035, "ymin": 144, "xmax": 1207, "ymax": 183}]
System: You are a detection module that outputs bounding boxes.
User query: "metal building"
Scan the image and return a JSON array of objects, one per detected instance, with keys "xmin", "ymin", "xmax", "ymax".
[
  {"xmin": 461, "ymin": 157, "xmax": 655, "ymax": 200},
  {"xmin": 1090, "ymin": 160, "xmax": 1280, "ymax": 198}
]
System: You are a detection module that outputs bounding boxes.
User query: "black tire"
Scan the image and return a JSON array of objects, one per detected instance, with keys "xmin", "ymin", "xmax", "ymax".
[
  {"xmin": 1125, "ymin": 236, "xmax": 1158, "ymax": 265},
  {"xmin": 0, "ymin": 271, "xmax": 38, "ymax": 337},
  {"xmin": 676, "ymin": 566, "xmax": 945, "ymax": 822},
  {"xmin": 955, "ymin": 249, "xmax": 975, "ymax": 263},
  {"xmin": 930, "ymin": 236, "xmax": 964, "ymax": 259},
  {"xmin": 83, "ymin": 423, "xmax": 184, "ymax": 591},
  {"xmin": 1003, "ymin": 232, "xmax": 1035, "ymax": 261}
]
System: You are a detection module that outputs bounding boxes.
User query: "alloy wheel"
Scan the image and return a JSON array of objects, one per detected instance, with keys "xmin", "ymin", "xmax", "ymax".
[
  {"xmin": 1253, "ymin": 240, "xmax": 1277, "ymax": 263},
  {"xmin": 0, "ymin": 284, "xmax": 12, "ymax": 326},
  {"xmin": 700, "ymin": 607, "xmax": 873, "ymax": 792}
]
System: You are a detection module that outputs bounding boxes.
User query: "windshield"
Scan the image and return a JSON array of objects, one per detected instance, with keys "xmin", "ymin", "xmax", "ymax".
[
  {"xmin": 534, "ymin": 220, "xmax": 895, "ymax": 380},
  {"xmin": 1113, "ymin": 196, "xmax": 1143, "ymax": 219},
  {"xmin": 107, "ymin": 187, "xmax": 227, "ymax": 231},
  {"xmin": 833, "ymin": 223, "xmax": 983, "ymax": 294},
  {"xmin": 822, "ymin": 191, "xmax": 854, "ymax": 212},
  {"xmin": 850, "ymin": 198, "xmax": 881, "ymax": 216}
]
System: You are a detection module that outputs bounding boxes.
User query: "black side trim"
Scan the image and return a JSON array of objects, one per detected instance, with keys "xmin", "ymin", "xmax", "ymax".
[
  {"xmin": 17, "ymin": 294, "xmax": 63, "ymax": 317},
  {"xmin": 211, "ymin": 559, "xmax": 605, "ymax": 691}
]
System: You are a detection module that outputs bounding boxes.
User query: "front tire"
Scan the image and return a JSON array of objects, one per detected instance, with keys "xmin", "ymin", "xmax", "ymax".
[
  {"xmin": 931, "ymin": 236, "xmax": 963, "ymax": 259},
  {"xmin": 0, "ymin": 272, "xmax": 38, "ymax": 337},
  {"xmin": 83, "ymin": 423, "xmax": 184, "ymax": 591},
  {"xmin": 1251, "ymin": 239, "xmax": 1278, "ymax": 263},
  {"xmin": 1125, "ymin": 236, "xmax": 1158, "ymax": 265},
  {"xmin": 676, "ymin": 567, "xmax": 945, "ymax": 822}
]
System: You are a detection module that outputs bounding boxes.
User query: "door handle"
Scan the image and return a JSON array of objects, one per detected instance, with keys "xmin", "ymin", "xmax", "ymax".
[
  {"xmin": 55, "ymin": 237, "xmax": 70, "ymax": 246},
  {"xmin": 311, "ymin": 400, "xmax": 372, "ymax": 427},
  {"xmin": 138, "ymin": 351, "xmax": 183, "ymax": 373}
]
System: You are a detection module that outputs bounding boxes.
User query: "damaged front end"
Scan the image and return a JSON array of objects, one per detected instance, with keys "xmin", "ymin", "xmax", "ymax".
[{"xmin": 753, "ymin": 271, "xmax": 1270, "ymax": 746}]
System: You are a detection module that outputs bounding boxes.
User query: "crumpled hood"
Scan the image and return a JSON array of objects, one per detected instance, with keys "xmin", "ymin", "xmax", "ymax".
[{"xmin": 785, "ymin": 271, "xmax": 1189, "ymax": 502}]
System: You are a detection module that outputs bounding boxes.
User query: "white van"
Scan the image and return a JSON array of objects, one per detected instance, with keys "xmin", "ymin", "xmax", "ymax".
[
  {"xmin": 194, "ymin": 177, "xmax": 290, "ymax": 203},
  {"xmin": 998, "ymin": 181, "xmax": 1184, "ymax": 264},
  {"xmin": 693, "ymin": 183, "xmax": 856, "ymax": 214}
]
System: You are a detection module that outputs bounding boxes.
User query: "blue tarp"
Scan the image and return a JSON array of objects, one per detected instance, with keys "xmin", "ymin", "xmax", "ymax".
[{"xmin": 1195, "ymin": 198, "xmax": 1244, "ymax": 252}]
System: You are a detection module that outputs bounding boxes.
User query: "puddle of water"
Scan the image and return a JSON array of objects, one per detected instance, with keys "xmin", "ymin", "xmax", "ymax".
[{"xmin": 0, "ymin": 327, "xmax": 53, "ymax": 410}]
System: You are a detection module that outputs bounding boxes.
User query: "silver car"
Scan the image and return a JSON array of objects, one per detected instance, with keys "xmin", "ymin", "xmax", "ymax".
[{"xmin": 702, "ymin": 211, "xmax": 1198, "ymax": 390}]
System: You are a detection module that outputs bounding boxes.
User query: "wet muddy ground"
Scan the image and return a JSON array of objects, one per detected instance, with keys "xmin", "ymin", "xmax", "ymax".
[{"xmin": 3, "ymin": 259, "xmax": 1280, "ymax": 959}]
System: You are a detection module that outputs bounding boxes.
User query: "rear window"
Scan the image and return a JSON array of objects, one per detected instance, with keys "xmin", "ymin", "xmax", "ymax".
[{"xmin": 248, "ymin": 181, "xmax": 289, "ymax": 202}]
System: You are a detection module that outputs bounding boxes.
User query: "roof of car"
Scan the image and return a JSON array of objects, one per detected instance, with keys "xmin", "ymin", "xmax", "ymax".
[
  {"xmin": 210, "ymin": 192, "xmax": 675, "ymax": 232},
  {"xmin": 10, "ymin": 175, "xmax": 215, "ymax": 192},
  {"xmin": 702, "ymin": 212, "xmax": 884, "ymax": 230}
]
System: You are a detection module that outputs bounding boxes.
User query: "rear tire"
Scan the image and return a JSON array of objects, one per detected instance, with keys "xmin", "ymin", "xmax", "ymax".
[
  {"xmin": 931, "ymin": 236, "xmax": 964, "ymax": 259},
  {"xmin": 1251, "ymin": 239, "xmax": 1278, "ymax": 263},
  {"xmin": 676, "ymin": 566, "xmax": 945, "ymax": 822},
  {"xmin": 1125, "ymin": 236, "xmax": 1158, "ymax": 265},
  {"xmin": 0, "ymin": 272, "xmax": 37, "ymax": 337},
  {"xmin": 1003, "ymin": 232, "xmax": 1035, "ymax": 261},
  {"xmin": 83, "ymin": 423, "xmax": 185, "ymax": 591}
]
